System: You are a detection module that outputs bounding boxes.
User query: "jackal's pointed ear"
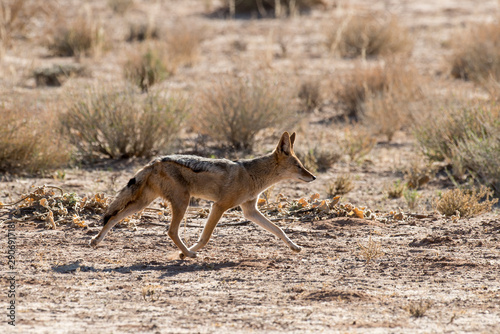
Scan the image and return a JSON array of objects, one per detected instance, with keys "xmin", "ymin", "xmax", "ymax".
[
  {"xmin": 276, "ymin": 132, "xmax": 292, "ymax": 155},
  {"xmin": 290, "ymin": 132, "xmax": 296, "ymax": 147}
]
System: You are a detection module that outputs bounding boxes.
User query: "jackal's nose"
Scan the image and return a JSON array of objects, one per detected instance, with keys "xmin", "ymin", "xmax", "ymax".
[{"xmin": 312, "ymin": 175, "xmax": 317, "ymax": 181}]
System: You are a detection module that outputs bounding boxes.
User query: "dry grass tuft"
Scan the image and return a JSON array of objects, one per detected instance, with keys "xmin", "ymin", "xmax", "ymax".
[
  {"xmin": 326, "ymin": 174, "xmax": 354, "ymax": 198},
  {"xmin": 48, "ymin": 14, "xmax": 105, "ymax": 58},
  {"xmin": 328, "ymin": 13, "xmax": 412, "ymax": 59},
  {"xmin": 194, "ymin": 75, "xmax": 294, "ymax": 151},
  {"xmin": 338, "ymin": 62, "xmax": 421, "ymax": 139},
  {"xmin": 450, "ymin": 22, "xmax": 500, "ymax": 82},
  {"xmin": 405, "ymin": 300, "xmax": 432, "ymax": 318},
  {"xmin": 124, "ymin": 42, "xmax": 173, "ymax": 92},
  {"xmin": 60, "ymin": 87, "xmax": 186, "ymax": 160},
  {"xmin": 297, "ymin": 146, "xmax": 340, "ymax": 173},
  {"xmin": 436, "ymin": 186, "xmax": 498, "ymax": 218},
  {"xmin": 0, "ymin": 102, "xmax": 69, "ymax": 174},
  {"xmin": 357, "ymin": 236, "xmax": 383, "ymax": 264}
]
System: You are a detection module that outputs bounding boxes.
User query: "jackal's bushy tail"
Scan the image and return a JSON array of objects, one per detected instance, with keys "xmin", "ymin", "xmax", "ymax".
[{"xmin": 102, "ymin": 165, "xmax": 153, "ymax": 225}]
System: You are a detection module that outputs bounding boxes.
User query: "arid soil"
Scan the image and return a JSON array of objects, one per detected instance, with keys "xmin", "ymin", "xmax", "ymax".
[{"xmin": 1, "ymin": 0, "xmax": 500, "ymax": 333}]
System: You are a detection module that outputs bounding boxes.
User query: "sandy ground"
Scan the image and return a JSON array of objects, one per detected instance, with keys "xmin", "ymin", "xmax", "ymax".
[{"xmin": 1, "ymin": 0, "xmax": 500, "ymax": 333}]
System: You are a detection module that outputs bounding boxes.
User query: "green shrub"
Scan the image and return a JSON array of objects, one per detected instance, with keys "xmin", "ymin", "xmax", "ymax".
[
  {"xmin": 61, "ymin": 87, "xmax": 186, "ymax": 160},
  {"xmin": 415, "ymin": 103, "xmax": 500, "ymax": 194}
]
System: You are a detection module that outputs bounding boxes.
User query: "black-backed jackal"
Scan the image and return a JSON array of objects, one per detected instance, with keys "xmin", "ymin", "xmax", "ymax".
[{"xmin": 90, "ymin": 132, "xmax": 316, "ymax": 259}]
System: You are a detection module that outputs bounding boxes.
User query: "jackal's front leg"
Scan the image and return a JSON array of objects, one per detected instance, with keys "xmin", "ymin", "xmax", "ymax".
[{"xmin": 241, "ymin": 199, "xmax": 301, "ymax": 253}]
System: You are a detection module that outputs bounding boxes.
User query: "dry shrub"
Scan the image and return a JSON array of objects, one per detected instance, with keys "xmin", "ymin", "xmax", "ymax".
[
  {"xmin": 327, "ymin": 174, "xmax": 354, "ymax": 198},
  {"xmin": 450, "ymin": 22, "xmax": 500, "ymax": 82},
  {"xmin": 436, "ymin": 186, "xmax": 498, "ymax": 218},
  {"xmin": 357, "ymin": 236, "xmax": 383, "ymax": 264},
  {"xmin": 297, "ymin": 147, "xmax": 340, "ymax": 173},
  {"xmin": 415, "ymin": 103, "xmax": 500, "ymax": 194},
  {"xmin": 405, "ymin": 301, "xmax": 432, "ymax": 318},
  {"xmin": 124, "ymin": 42, "xmax": 173, "ymax": 92},
  {"xmin": 195, "ymin": 75, "xmax": 294, "ymax": 151},
  {"xmin": 298, "ymin": 79, "xmax": 322, "ymax": 111},
  {"xmin": 328, "ymin": 13, "xmax": 412, "ymax": 59},
  {"xmin": 338, "ymin": 62, "xmax": 422, "ymax": 140},
  {"xmin": 48, "ymin": 14, "xmax": 105, "ymax": 58},
  {"xmin": 221, "ymin": 0, "xmax": 325, "ymax": 18},
  {"xmin": 0, "ymin": 103, "xmax": 69, "ymax": 174},
  {"xmin": 60, "ymin": 87, "xmax": 186, "ymax": 160}
]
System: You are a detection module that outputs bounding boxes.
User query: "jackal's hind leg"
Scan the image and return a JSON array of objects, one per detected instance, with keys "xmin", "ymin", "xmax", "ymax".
[
  {"xmin": 188, "ymin": 203, "xmax": 226, "ymax": 253},
  {"xmin": 166, "ymin": 193, "xmax": 196, "ymax": 259}
]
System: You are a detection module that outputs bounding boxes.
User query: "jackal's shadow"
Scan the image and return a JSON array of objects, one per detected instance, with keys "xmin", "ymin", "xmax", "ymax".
[{"xmin": 51, "ymin": 259, "xmax": 240, "ymax": 278}]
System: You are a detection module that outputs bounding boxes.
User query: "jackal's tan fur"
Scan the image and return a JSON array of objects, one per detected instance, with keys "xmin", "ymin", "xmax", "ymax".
[{"xmin": 90, "ymin": 132, "xmax": 315, "ymax": 259}]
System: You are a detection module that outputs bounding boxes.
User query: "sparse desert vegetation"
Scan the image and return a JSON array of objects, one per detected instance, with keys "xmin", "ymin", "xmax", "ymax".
[{"xmin": 0, "ymin": 1, "xmax": 499, "ymax": 333}]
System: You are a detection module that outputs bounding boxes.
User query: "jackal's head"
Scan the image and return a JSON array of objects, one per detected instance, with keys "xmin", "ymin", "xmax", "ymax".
[{"xmin": 274, "ymin": 132, "xmax": 316, "ymax": 182}]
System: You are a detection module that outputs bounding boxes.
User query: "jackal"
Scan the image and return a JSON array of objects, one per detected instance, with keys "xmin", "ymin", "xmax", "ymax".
[{"xmin": 90, "ymin": 132, "xmax": 316, "ymax": 259}]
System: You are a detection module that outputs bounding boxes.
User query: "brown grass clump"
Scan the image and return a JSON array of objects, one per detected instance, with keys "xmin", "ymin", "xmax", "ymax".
[
  {"xmin": 195, "ymin": 75, "xmax": 294, "ymax": 151},
  {"xmin": 328, "ymin": 13, "xmax": 412, "ymax": 59},
  {"xmin": 405, "ymin": 301, "xmax": 432, "ymax": 318},
  {"xmin": 60, "ymin": 87, "xmax": 186, "ymax": 160},
  {"xmin": 450, "ymin": 22, "xmax": 500, "ymax": 82},
  {"xmin": 124, "ymin": 43, "xmax": 173, "ymax": 92},
  {"xmin": 436, "ymin": 186, "xmax": 498, "ymax": 218},
  {"xmin": 357, "ymin": 236, "xmax": 383, "ymax": 264},
  {"xmin": 338, "ymin": 62, "xmax": 421, "ymax": 140},
  {"xmin": 326, "ymin": 174, "xmax": 354, "ymax": 198},
  {"xmin": 48, "ymin": 14, "xmax": 105, "ymax": 58},
  {"xmin": 0, "ymin": 102, "xmax": 69, "ymax": 174}
]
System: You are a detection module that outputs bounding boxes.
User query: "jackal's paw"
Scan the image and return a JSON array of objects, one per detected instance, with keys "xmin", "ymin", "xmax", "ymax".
[
  {"xmin": 290, "ymin": 244, "xmax": 302, "ymax": 253},
  {"xmin": 89, "ymin": 237, "xmax": 99, "ymax": 248},
  {"xmin": 178, "ymin": 250, "xmax": 197, "ymax": 260}
]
